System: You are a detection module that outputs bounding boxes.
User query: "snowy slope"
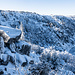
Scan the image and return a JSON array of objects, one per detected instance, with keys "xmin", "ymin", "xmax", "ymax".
[
  {"xmin": 0, "ymin": 10, "xmax": 75, "ymax": 75},
  {"xmin": 0, "ymin": 10, "xmax": 75, "ymax": 51}
]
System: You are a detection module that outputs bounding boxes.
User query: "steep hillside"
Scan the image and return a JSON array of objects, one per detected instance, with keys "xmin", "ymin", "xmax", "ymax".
[
  {"xmin": 0, "ymin": 10, "xmax": 75, "ymax": 75},
  {"xmin": 0, "ymin": 10, "xmax": 75, "ymax": 51}
]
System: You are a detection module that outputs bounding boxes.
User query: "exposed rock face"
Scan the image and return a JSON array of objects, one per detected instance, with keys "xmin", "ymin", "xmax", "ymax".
[
  {"xmin": 15, "ymin": 41, "xmax": 31, "ymax": 56},
  {"xmin": 0, "ymin": 36, "xmax": 4, "ymax": 54},
  {"xmin": 0, "ymin": 26, "xmax": 21, "ymax": 44}
]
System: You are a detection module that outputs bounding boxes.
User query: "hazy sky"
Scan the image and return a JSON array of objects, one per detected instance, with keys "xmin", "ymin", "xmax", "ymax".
[{"xmin": 0, "ymin": 0, "xmax": 75, "ymax": 16}]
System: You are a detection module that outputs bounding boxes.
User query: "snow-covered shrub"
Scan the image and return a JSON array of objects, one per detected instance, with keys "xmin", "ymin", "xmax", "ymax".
[
  {"xmin": 27, "ymin": 47, "xmax": 75, "ymax": 75},
  {"xmin": 29, "ymin": 62, "xmax": 50, "ymax": 75},
  {"xmin": 40, "ymin": 48, "xmax": 75, "ymax": 74},
  {"xmin": 31, "ymin": 44, "xmax": 44, "ymax": 54}
]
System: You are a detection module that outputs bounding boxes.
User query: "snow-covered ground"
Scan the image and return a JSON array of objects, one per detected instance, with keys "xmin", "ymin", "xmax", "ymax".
[{"xmin": 0, "ymin": 10, "xmax": 75, "ymax": 75}]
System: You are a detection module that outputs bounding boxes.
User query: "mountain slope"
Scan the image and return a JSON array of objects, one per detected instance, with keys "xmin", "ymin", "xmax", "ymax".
[
  {"xmin": 0, "ymin": 10, "xmax": 75, "ymax": 51},
  {"xmin": 0, "ymin": 10, "xmax": 75, "ymax": 75}
]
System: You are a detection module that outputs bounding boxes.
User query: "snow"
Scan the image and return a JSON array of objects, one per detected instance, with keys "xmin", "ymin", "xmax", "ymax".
[
  {"xmin": 0, "ymin": 25, "xmax": 21, "ymax": 38},
  {"xmin": 0, "ymin": 10, "xmax": 75, "ymax": 75}
]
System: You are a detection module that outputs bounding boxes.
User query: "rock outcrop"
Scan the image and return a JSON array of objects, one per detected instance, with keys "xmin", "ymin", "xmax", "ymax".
[
  {"xmin": 0, "ymin": 25, "xmax": 31, "ymax": 74},
  {"xmin": 15, "ymin": 41, "xmax": 31, "ymax": 56},
  {"xmin": 0, "ymin": 54, "xmax": 10, "ymax": 65},
  {"xmin": 0, "ymin": 26, "xmax": 21, "ymax": 44}
]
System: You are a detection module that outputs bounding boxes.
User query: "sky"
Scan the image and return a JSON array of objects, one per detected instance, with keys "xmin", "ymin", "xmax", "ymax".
[{"xmin": 0, "ymin": 0, "xmax": 75, "ymax": 16}]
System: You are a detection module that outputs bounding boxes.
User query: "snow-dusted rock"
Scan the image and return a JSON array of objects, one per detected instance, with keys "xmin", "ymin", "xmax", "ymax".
[
  {"xmin": 0, "ymin": 54, "xmax": 10, "ymax": 65},
  {"xmin": 15, "ymin": 41, "xmax": 31, "ymax": 55},
  {"xmin": 9, "ymin": 55, "xmax": 15, "ymax": 64},
  {"xmin": 0, "ymin": 69, "xmax": 4, "ymax": 75},
  {"xmin": 16, "ymin": 53, "xmax": 27, "ymax": 67},
  {"xmin": 9, "ymin": 43, "xmax": 16, "ymax": 53},
  {"xmin": 69, "ymin": 46, "xmax": 75, "ymax": 55},
  {"xmin": 0, "ymin": 26, "xmax": 21, "ymax": 44},
  {"xmin": 0, "ymin": 36, "xmax": 4, "ymax": 54},
  {"xmin": 29, "ymin": 60, "xmax": 34, "ymax": 64}
]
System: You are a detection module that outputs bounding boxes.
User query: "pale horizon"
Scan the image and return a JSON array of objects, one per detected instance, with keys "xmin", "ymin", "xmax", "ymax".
[{"xmin": 0, "ymin": 0, "xmax": 75, "ymax": 16}]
